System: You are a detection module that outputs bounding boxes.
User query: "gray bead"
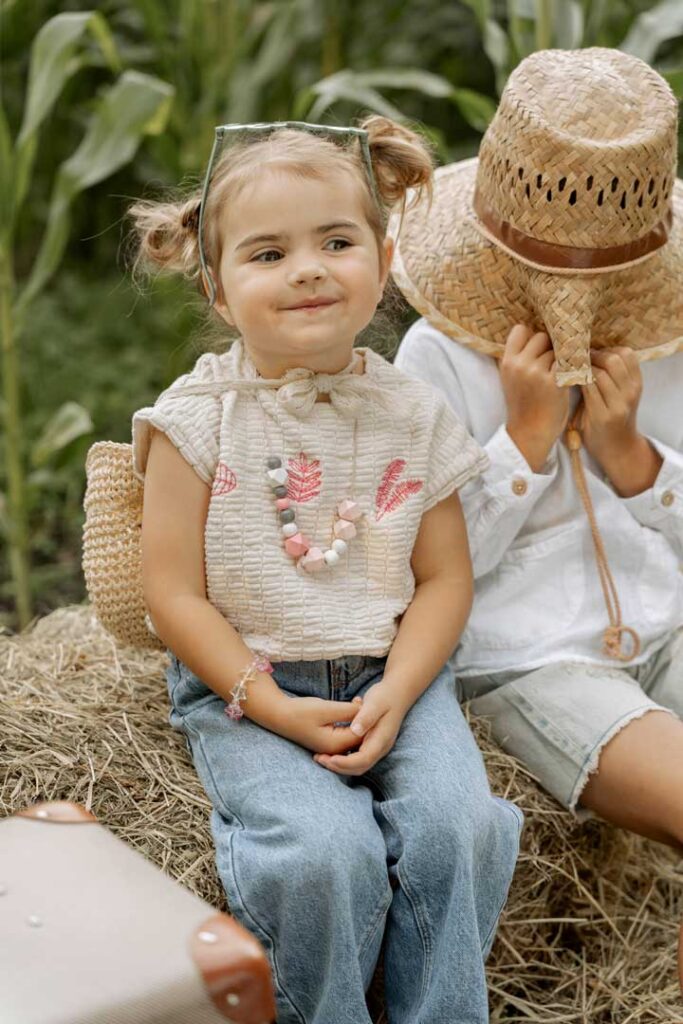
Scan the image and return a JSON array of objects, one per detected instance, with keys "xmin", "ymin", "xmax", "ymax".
[
  {"xmin": 266, "ymin": 457, "xmax": 282, "ymax": 469},
  {"xmin": 273, "ymin": 485, "xmax": 287, "ymax": 498},
  {"xmin": 279, "ymin": 509, "xmax": 295, "ymax": 524}
]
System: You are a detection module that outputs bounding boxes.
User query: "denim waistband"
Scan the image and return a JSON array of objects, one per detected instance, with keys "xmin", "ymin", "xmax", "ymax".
[{"xmin": 270, "ymin": 654, "xmax": 387, "ymax": 699}]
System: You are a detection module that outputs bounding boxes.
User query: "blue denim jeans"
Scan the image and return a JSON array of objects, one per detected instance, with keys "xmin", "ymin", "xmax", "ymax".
[{"xmin": 166, "ymin": 653, "xmax": 522, "ymax": 1024}]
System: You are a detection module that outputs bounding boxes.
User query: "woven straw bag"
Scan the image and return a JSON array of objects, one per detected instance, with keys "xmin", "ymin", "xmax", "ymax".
[{"xmin": 83, "ymin": 441, "xmax": 164, "ymax": 651}]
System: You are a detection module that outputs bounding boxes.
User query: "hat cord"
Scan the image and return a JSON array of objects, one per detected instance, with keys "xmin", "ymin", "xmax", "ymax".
[{"xmin": 565, "ymin": 410, "xmax": 641, "ymax": 662}]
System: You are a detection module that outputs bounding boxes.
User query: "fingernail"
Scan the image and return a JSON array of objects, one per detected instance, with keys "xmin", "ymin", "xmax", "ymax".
[{"xmin": 350, "ymin": 722, "xmax": 364, "ymax": 736}]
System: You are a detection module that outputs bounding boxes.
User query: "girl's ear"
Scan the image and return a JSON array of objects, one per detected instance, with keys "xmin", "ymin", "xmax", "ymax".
[
  {"xmin": 379, "ymin": 236, "xmax": 394, "ymax": 294},
  {"xmin": 214, "ymin": 294, "xmax": 235, "ymax": 326},
  {"xmin": 202, "ymin": 269, "xmax": 235, "ymax": 325}
]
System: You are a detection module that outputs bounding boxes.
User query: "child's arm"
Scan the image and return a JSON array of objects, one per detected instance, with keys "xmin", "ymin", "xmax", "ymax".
[
  {"xmin": 315, "ymin": 489, "xmax": 472, "ymax": 776},
  {"xmin": 142, "ymin": 430, "xmax": 361, "ymax": 756}
]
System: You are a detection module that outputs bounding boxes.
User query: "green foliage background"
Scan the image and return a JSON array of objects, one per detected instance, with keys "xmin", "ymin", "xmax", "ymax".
[{"xmin": 1, "ymin": 0, "xmax": 683, "ymax": 629}]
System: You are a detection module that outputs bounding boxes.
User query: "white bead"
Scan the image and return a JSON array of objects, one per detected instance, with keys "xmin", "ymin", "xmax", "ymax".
[
  {"xmin": 331, "ymin": 539, "xmax": 347, "ymax": 555},
  {"xmin": 226, "ymin": 994, "xmax": 240, "ymax": 1007},
  {"xmin": 267, "ymin": 468, "xmax": 288, "ymax": 487},
  {"xmin": 324, "ymin": 549, "xmax": 340, "ymax": 566},
  {"xmin": 282, "ymin": 523, "xmax": 298, "ymax": 538},
  {"xmin": 27, "ymin": 915, "xmax": 43, "ymax": 928}
]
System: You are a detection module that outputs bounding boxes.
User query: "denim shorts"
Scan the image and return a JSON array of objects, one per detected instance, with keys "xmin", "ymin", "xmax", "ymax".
[{"xmin": 458, "ymin": 628, "xmax": 683, "ymax": 815}]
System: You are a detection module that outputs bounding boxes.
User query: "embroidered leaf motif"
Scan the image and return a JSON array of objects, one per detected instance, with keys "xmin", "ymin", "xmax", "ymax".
[
  {"xmin": 375, "ymin": 459, "xmax": 423, "ymax": 521},
  {"xmin": 376, "ymin": 480, "xmax": 423, "ymax": 521},
  {"xmin": 287, "ymin": 452, "xmax": 322, "ymax": 503},
  {"xmin": 212, "ymin": 461, "xmax": 238, "ymax": 496},
  {"xmin": 375, "ymin": 459, "xmax": 405, "ymax": 514}
]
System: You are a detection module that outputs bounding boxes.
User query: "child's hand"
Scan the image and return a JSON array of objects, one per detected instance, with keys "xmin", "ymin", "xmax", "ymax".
[
  {"xmin": 580, "ymin": 347, "xmax": 662, "ymax": 496},
  {"xmin": 278, "ymin": 695, "xmax": 363, "ymax": 756},
  {"xmin": 313, "ymin": 681, "xmax": 406, "ymax": 776},
  {"xmin": 501, "ymin": 324, "xmax": 571, "ymax": 472}
]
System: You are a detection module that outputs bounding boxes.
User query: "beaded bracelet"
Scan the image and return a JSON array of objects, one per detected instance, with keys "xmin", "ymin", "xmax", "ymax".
[{"xmin": 225, "ymin": 654, "xmax": 274, "ymax": 720}]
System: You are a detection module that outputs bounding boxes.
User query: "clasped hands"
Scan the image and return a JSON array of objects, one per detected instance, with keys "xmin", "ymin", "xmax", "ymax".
[
  {"xmin": 502, "ymin": 324, "xmax": 662, "ymax": 496},
  {"xmin": 277, "ymin": 679, "xmax": 407, "ymax": 777}
]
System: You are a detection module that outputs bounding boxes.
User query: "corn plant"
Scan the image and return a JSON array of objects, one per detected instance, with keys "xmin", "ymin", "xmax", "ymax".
[{"xmin": 1, "ymin": 11, "xmax": 173, "ymax": 629}]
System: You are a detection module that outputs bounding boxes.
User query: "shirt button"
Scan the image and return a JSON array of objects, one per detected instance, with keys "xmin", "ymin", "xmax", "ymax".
[
  {"xmin": 511, "ymin": 478, "xmax": 528, "ymax": 496},
  {"xmin": 661, "ymin": 490, "xmax": 675, "ymax": 507}
]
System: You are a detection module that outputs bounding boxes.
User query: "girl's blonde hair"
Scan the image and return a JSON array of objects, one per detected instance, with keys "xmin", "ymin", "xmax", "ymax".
[{"xmin": 129, "ymin": 115, "xmax": 433, "ymax": 299}]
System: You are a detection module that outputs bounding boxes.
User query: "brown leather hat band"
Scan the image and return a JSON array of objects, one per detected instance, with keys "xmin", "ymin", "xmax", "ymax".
[{"xmin": 473, "ymin": 189, "xmax": 672, "ymax": 270}]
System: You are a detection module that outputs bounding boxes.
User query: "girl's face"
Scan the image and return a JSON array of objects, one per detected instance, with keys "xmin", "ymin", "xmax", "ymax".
[{"xmin": 214, "ymin": 167, "xmax": 392, "ymax": 377}]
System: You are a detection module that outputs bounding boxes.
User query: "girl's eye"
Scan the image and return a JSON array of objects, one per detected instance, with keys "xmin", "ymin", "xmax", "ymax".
[
  {"xmin": 324, "ymin": 238, "xmax": 351, "ymax": 251},
  {"xmin": 253, "ymin": 249, "xmax": 283, "ymax": 263}
]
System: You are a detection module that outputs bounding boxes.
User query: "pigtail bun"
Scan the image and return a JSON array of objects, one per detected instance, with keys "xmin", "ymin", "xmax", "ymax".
[
  {"xmin": 361, "ymin": 115, "xmax": 433, "ymax": 207},
  {"xmin": 129, "ymin": 196, "xmax": 202, "ymax": 278}
]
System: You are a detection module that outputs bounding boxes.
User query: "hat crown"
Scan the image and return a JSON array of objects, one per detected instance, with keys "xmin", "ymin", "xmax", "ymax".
[{"xmin": 476, "ymin": 48, "xmax": 678, "ymax": 248}]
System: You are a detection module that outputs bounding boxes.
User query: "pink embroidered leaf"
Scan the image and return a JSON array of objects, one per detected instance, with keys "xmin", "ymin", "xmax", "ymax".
[
  {"xmin": 287, "ymin": 452, "xmax": 322, "ymax": 503},
  {"xmin": 376, "ymin": 479, "xmax": 423, "ymax": 521},
  {"xmin": 375, "ymin": 458, "xmax": 406, "ymax": 514},
  {"xmin": 212, "ymin": 461, "xmax": 238, "ymax": 496}
]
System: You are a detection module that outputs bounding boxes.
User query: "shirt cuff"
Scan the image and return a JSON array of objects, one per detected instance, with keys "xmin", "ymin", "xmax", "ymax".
[
  {"xmin": 481, "ymin": 425, "xmax": 559, "ymax": 502},
  {"xmin": 621, "ymin": 437, "xmax": 682, "ymax": 526}
]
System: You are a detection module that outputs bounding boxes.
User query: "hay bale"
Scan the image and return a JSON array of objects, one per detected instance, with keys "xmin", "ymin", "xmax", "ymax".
[{"xmin": 1, "ymin": 606, "xmax": 681, "ymax": 1022}]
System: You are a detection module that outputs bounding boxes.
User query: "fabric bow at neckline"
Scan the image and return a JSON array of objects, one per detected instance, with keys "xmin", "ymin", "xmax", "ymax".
[
  {"xmin": 164, "ymin": 350, "xmax": 411, "ymax": 420},
  {"xmin": 273, "ymin": 364, "xmax": 387, "ymax": 419}
]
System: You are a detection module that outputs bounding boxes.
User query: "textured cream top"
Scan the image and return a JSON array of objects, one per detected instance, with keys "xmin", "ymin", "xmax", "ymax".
[{"xmin": 132, "ymin": 341, "xmax": 487, "ymax": 661}]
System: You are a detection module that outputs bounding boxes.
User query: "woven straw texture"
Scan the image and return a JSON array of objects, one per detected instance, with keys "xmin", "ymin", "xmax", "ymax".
[
  {"xmin": 391, "ymin": 49, "xmax": 683, "ymax": 387},
  {"xmin": 83, "ymin": 442, "xmax": 163, "ymax": 652}
]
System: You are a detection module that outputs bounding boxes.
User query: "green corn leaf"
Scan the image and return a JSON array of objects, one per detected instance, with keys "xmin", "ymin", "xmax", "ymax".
[
  {"xmin": 662, "ymin": 68, "xmax": 683, "ymax": 98},
  {"xmin": 14, "ymin": 12, "xmax": 120, "ymax": 217},
  {"xmin": 30, "ymin": 402, "xmax": 94, "ymax": 467},
  {"xmin": 302, "ymin": 70, "xmax": 406, "ymax": 122},
  {"xmin": 0, "ymin": 101, "xmax": 12, "ymax": 244},
  {"xmin": 620, "ymin": 0, "xmax": 683, "ymax": 63},
  {"xmin": 554, "ymin": 1, "xmax": 583, "ymax": 49},
  {"xmin": 298, "ymin": 67, "xmax": 462, "ymax": 123},
  {"xmin": 451, "ymin": 88, "xmax": 498, "ymax": 133},
  {"xmin": 351, "ymin": 69, "xmax": 455, "ymax": 98},
  {"xmin": 17, "ymin": 12, "xmax": 119, "ymax": 145},
  {"xmin": 16, "ymin": 71, "xmax": 174, "ymax": 317}
]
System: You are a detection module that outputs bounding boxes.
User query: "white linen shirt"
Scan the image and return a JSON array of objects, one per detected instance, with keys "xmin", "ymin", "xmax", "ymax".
[
  {"xmin": 132, "ymin": 340, "xmax": 486, "ymax": 662},
  {"xmin": 395, "ymin": 319, "xmax": 683, "ymax": 676}
]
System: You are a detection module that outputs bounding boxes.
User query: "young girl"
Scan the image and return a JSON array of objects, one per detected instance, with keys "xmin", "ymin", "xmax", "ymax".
[
  {"xmin": 129, "ymin": 117, "xmax": 522, "ymax": 1024},
  {"xmin": 393, "ymin": 49, "xmax": 683, "ymax": 982}
]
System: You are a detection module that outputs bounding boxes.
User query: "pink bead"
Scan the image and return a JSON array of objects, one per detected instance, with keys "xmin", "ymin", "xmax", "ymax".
[
  {"xmin": 276, "ymin": 497, "xmax": 291, "ymax": 511},
  {"xmin": 284, "ymin": 532, "xmax": 310, "ymax": 558},
  {"xmin": 337, "ymin": 500, "xmax": 362, "ymax": 522},
  {"xmin": 300, "ymin": 546, "xmax": 326, "ymax": 572},
  {"xmin": 333, "ymin": 519, "xmax": 357, "ymax": 541}
]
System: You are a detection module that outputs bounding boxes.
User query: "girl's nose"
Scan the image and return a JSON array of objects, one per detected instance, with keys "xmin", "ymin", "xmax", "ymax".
[{"xmin": 287, "ymin": 260, "xmax": 327, "ymax": 287}]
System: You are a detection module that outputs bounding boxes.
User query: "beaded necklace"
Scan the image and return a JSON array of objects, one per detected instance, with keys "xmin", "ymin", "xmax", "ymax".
[{"xmin": 258, "ymin": 374, "xmax": 363, "ymax": 575}]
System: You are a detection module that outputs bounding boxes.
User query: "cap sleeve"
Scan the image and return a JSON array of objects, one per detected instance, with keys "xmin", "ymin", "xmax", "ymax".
[
  {"xmin": 131, "ymin": 355, "xmax": 224, "ymax": 486},
  {"xmin": 423, "ymin": 394, "xmax": 489, "ymax": 511}
]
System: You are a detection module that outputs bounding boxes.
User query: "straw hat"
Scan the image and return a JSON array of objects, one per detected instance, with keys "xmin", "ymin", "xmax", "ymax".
[{"xmin": 391, "ymin": 48, "xmax": 683, "ymax": 386}]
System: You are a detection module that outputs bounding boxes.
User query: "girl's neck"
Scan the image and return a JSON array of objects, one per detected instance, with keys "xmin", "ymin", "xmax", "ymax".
[{"xmin": 243, "ymin": 342, "xmax": 364, "ymax": 381}]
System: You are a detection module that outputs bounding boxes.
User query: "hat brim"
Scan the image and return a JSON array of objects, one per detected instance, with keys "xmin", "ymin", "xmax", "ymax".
[{"xmin": 391, "ymin": 159, "xmax": 683, "ymax": 366}]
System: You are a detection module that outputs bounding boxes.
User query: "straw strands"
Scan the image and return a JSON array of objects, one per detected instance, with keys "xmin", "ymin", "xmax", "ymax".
[{"xmin": 1, "ymin": 606, "xmax": 681, "ymax": 1022}]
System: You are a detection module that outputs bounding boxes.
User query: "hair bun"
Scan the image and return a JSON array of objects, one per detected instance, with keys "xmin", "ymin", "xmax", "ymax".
[
  {"xmin": 129, "ymin": 197, "xmax": 201, "ymax": 278},
  {"xmin": 361, "ymin": 115, "xmax": 434, "ymax": 206}
]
